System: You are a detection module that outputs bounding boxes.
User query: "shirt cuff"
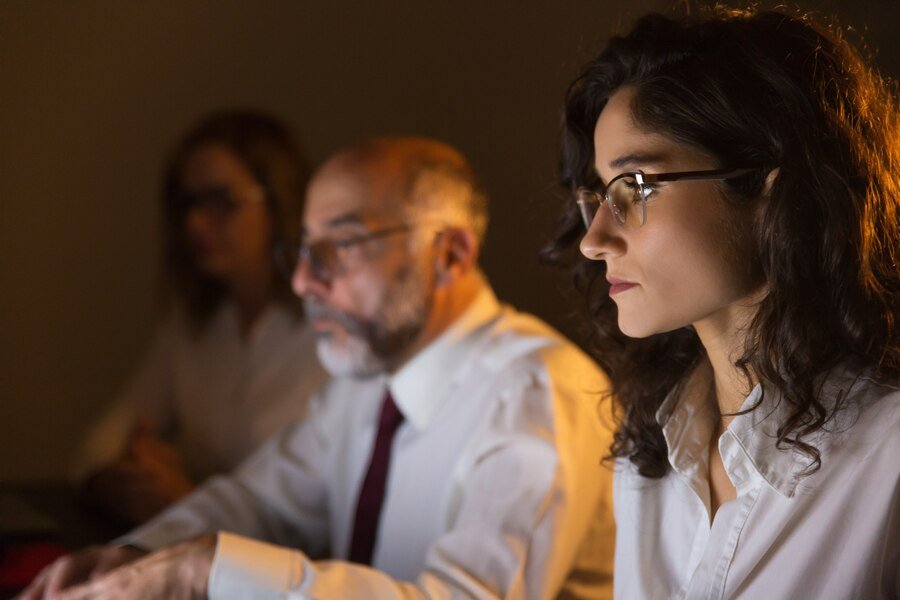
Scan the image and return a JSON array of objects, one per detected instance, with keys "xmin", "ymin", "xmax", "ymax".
[{"xmin": 208, "ymin": 531, "xmax": 308, "ymax": 599}]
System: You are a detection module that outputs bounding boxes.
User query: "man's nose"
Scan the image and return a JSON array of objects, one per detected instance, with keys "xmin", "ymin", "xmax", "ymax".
[{"xmin": 291, "ymin": 252, "xmax": 329, "ymax": 298}]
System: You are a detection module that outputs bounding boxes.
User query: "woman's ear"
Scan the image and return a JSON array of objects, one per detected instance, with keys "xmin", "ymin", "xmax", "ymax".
[
  {"xmin": 763, "ymin": 167, "xmax": 780, "ymax": 197},
  {"xmin": 433, "ymin": 227, "xmax": 479, "ymax": 287}
]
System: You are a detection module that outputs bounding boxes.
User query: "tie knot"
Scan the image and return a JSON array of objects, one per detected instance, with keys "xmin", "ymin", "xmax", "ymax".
[{"xmin": 379, "ymin": 391, "xmax": 404, "ymax": 431}]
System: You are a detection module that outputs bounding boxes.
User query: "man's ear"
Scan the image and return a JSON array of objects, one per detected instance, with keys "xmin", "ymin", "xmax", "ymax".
[{"xmin": 433, "ymin": 227, "xmax": 479, "ymax": 287}]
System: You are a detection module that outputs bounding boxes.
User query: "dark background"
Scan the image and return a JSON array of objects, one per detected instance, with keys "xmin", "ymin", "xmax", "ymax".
[{"xmin": 1, "ymin": 1, "xmax": 896, "ymax": 483}]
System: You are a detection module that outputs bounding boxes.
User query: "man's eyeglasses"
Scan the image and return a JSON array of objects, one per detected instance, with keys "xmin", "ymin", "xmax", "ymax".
[
  {"xmin": 575, "ymin": 168, "xmax": 757, "ymax": 231},
  {"xmin": 275, "ymin": 224, "xmax": 417, "ymax": 282},
  {"xmin": 171, "ymin": 185, "xmax": 265, "ymax": 220}
]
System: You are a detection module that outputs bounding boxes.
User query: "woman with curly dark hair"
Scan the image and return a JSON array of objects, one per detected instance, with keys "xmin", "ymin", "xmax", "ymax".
[{"xmin": 549, "ymin": 8, "xmax": 899, "ymax": 599}]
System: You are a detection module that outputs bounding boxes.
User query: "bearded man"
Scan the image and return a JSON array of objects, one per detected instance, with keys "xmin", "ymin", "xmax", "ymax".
[{"xmin": 21, "ymin": 137, "xmax": 614, "ymax": 599}]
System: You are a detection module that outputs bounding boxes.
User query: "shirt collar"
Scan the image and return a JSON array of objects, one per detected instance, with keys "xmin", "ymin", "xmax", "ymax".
[
  {"xmin": 388, "ymin": 282, "xmax": 503, "ymax": 431},
  {"xmin": 656, "ymin": 358, "xmax": 823, "ymax": 498},
  {"xmin": 721, "ymin": 383, "xmax": 804, "ymax": 497},
  {"xmin": 725, "ymin": 367, "xmax": 881, "ymax": 497},
  {"xmin": 656, "ymin": 360, "xmax": 718, "ymax": 476}
]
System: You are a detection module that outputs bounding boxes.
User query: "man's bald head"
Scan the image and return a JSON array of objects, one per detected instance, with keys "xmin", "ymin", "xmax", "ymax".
[{"xmin": 314, "ymin": 137, "xmax": 489, "ymax": 243}]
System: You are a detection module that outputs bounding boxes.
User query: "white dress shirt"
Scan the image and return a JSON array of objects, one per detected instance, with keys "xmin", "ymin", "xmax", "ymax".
[
  {"xmin": 74, "ymin": 302, "xmax": 328, "ymax": 480},
  {"xmin": 613, "ymin": 360, "xmax": 899, "ymax": 600},
  {"xmin": 121, "ymin": 287, "xmax": 616, "ymax": 599}
]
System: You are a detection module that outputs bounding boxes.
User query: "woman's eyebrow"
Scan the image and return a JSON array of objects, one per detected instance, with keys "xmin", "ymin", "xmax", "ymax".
[
  {"xmin": 592, "ymin": 151, "xmax": 670, "ymax": 186},
  {"xmin": 608, "ymin": 151, "xmax": 668, "ymax": 171}
]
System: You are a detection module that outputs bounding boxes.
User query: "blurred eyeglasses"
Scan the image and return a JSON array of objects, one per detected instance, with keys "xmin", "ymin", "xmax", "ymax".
[
  {"xmin": 275, "ymin": 223, "xmax": 417, "ymax": 282},
  {"xmin": 172, "ymin": 185, "xmax": 265, "ymax": 220},
  {"xmin": 575, "ymin": 168, "xmax": 756, "ymax": 231}
]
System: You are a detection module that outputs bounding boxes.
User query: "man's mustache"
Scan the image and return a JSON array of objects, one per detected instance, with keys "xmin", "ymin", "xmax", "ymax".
[{"xmin": 303, "ymin": 299, "xmax": 368, "ymax": 337}]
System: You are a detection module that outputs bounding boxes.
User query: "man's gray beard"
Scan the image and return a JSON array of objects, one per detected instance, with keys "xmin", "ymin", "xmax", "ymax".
[{"xmin": 303, "ymin": 265, "xmax": 431, "ymax": 378}]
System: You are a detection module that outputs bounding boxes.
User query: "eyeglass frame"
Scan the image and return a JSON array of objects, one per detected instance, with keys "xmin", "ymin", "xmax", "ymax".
[
  {"xmin": 276, "ymin": 222, "xmax": 434, "ymax": 283},
  {"xmin": 575, "ymin": 167, "xmax": 758, "ymax": 231},
  {"xmin": 170, "ymin": 184, "xmax": 267, "ymax": 220}
]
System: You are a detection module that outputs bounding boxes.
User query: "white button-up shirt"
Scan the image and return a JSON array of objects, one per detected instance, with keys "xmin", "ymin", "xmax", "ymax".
[
  {"xmin": 121, "ymin": 287, "xmax": 616, "ymax": 599},
  {"xmin": 613, "ymin": 360, "xmax": 899, "ymax": 600}
]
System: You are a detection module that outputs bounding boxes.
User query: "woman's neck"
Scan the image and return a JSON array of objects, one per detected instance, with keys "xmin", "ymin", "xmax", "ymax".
[{"xmin": 693, "ymin": 298, "xmax": 761, "ymax": 430}]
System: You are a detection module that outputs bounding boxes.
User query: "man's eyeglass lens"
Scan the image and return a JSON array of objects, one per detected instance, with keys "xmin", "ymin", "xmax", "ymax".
[{"xmin": 275, "ymin": 241, "xmax": 338, "ymax": 281}]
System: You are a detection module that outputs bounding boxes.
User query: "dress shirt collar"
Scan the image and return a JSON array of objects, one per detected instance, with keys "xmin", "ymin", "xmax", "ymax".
[
  {"xmin": 654, "ymin": 358, "xmax": 856, "ymax": 498},
  {"xmin": 655, "ymin": 360, "xmax": 718, "ymax": 477},
  {"xmin": 389, "ymin": 282, "xmax": 503, "ymax": 431}
]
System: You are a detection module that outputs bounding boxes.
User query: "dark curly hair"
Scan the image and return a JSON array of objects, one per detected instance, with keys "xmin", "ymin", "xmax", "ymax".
[
  {"xmin": 162, "ymin": 110, "xmax": 309, "ymax": 328},
  {"xmin": 544, "ymin": 8, "xmax": 899, "ymax": 478}
]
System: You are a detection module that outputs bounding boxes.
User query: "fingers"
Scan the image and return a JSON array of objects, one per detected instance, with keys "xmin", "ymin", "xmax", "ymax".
[
  {"xmin": 55, "ymin": 549, "xmax": 171, "ymax": 600},
  {"xmin": 29, "ymin": 541, "xmax": 214, "ymax": 600},
  {"xmin": 91, "ymin": 545, "xmax": 147, "ymax": 578},
  {"xmin": 15, "ymin": 552, "xmax": 91, "ymax": 600},
  {"xmin": 54, "ymin": 579, "xmax": 101, "ymax": 600},
  {"xmin": 44, "ymin": 552, "xmax": 93, "ymax": 597},
  {"xmin": 15, "ymin": 563, "xmax": 51, "ymax": 599},
  {"xmin": 16, "ymin": 545, "xmax": 142, "ymax": 600}
]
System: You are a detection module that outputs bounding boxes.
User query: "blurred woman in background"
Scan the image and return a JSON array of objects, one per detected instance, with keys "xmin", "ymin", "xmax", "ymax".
[
  {"xmin": 550, "ymin": 8, "xmax": 898, "ymax": 598},
  {"xmin": 75, "ymin": 110, "xmax": 327, "ymax": 526}
]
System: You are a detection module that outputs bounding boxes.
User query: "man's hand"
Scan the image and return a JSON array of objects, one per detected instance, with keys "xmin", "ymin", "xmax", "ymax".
[
  {"xmin": 81, "ymin": 418, "xmax": 195, "ymax": 525},
  {"xmin": 54, "ymin": 535, "xmax": 216, "ymax": 600},
  {"xmin": 16, "ymin": 544, "xmax": 147, "ymax": 599},
  {"xmin": 18, "ymin": 535, "xmax": 217, "ymax": 600}
]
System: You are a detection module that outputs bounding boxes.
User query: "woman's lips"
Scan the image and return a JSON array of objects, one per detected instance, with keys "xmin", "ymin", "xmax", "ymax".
[{"xmin": 607, "ymin": 277, "xmax": 638, "ymax": 295}]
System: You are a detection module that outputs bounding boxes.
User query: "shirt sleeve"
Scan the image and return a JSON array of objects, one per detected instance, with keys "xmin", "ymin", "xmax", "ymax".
[
  {"xmin": 116, "ymin": 395, "xmax": 332, "ymax": 558},
  {"xmin": 208, "ymin": 353, "xmax": 615, "ymax": 600},
  {"xmin": 209, "ymin": 532, "xmax": 424, "ymax": 599}
]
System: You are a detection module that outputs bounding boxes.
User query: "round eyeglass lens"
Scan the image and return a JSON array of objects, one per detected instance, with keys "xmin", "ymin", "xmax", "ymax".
[
  {"xmin": 575, "ymin": 188, "xmax": 601, "ymax": 230},
  {"xmin": 307, "ymin": 241, "xmax": 339, "ymax": 281},
  {"xmin": 607, "ymin": 175, "xmax": 647, "ymax": 230}
]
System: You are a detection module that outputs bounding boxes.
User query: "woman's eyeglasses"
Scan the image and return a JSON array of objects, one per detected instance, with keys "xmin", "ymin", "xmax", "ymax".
[
  {"xmin": 172, "ymin": 186, "xmax": 265, "ymax": 220},
  {"xmin": 575, "ymin": 168, "xmax": 757, "ymax": 231}
]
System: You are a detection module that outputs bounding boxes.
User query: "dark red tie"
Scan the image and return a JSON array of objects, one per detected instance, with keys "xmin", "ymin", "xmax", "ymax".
[{"xmin": 348, "ymin": 390, "xmax": 405, "ymax": 565}]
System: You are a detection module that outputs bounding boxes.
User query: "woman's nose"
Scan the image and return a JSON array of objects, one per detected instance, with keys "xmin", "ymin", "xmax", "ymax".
[{"xmin": 579, "ymin": 201, "xmax": 625, "ymax": 261}]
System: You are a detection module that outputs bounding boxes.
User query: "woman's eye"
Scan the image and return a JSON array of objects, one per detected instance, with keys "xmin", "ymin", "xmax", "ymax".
[{"xmin": 640, "ymin": 184, "xmax": 658, "ymax": 200}]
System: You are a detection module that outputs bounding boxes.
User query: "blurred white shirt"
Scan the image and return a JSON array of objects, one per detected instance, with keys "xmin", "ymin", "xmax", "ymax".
[
  {"xmin": 613, "ymin": 360, "xmax": 899, "ymax": 600},
  {"xmin": 74, "ymin": 302, "xmax": 328, "ymax": 481},
  {"xmin": 121, "ymin": 287, "xmax": 616, "ymax": 599}
]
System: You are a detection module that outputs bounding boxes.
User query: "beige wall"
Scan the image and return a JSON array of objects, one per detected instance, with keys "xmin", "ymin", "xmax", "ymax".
[{"xmin": 1, "ymin": 1, "xmax": 895, "ymax": 483}]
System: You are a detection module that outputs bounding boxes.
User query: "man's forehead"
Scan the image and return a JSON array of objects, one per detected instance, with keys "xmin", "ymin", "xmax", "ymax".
[{"xmin": 304, "ymin": 162, "xmax": 405, "ymax": 232}]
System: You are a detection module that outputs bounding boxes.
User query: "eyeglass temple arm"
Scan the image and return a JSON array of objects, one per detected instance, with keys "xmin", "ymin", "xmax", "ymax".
[
  {"xmin": 642, "ymin": 168, "xmax": 758, "ymax": 183},
  {"xmin": 330, "ymin": 223, "xmax": 416, "ymax": 249}
]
